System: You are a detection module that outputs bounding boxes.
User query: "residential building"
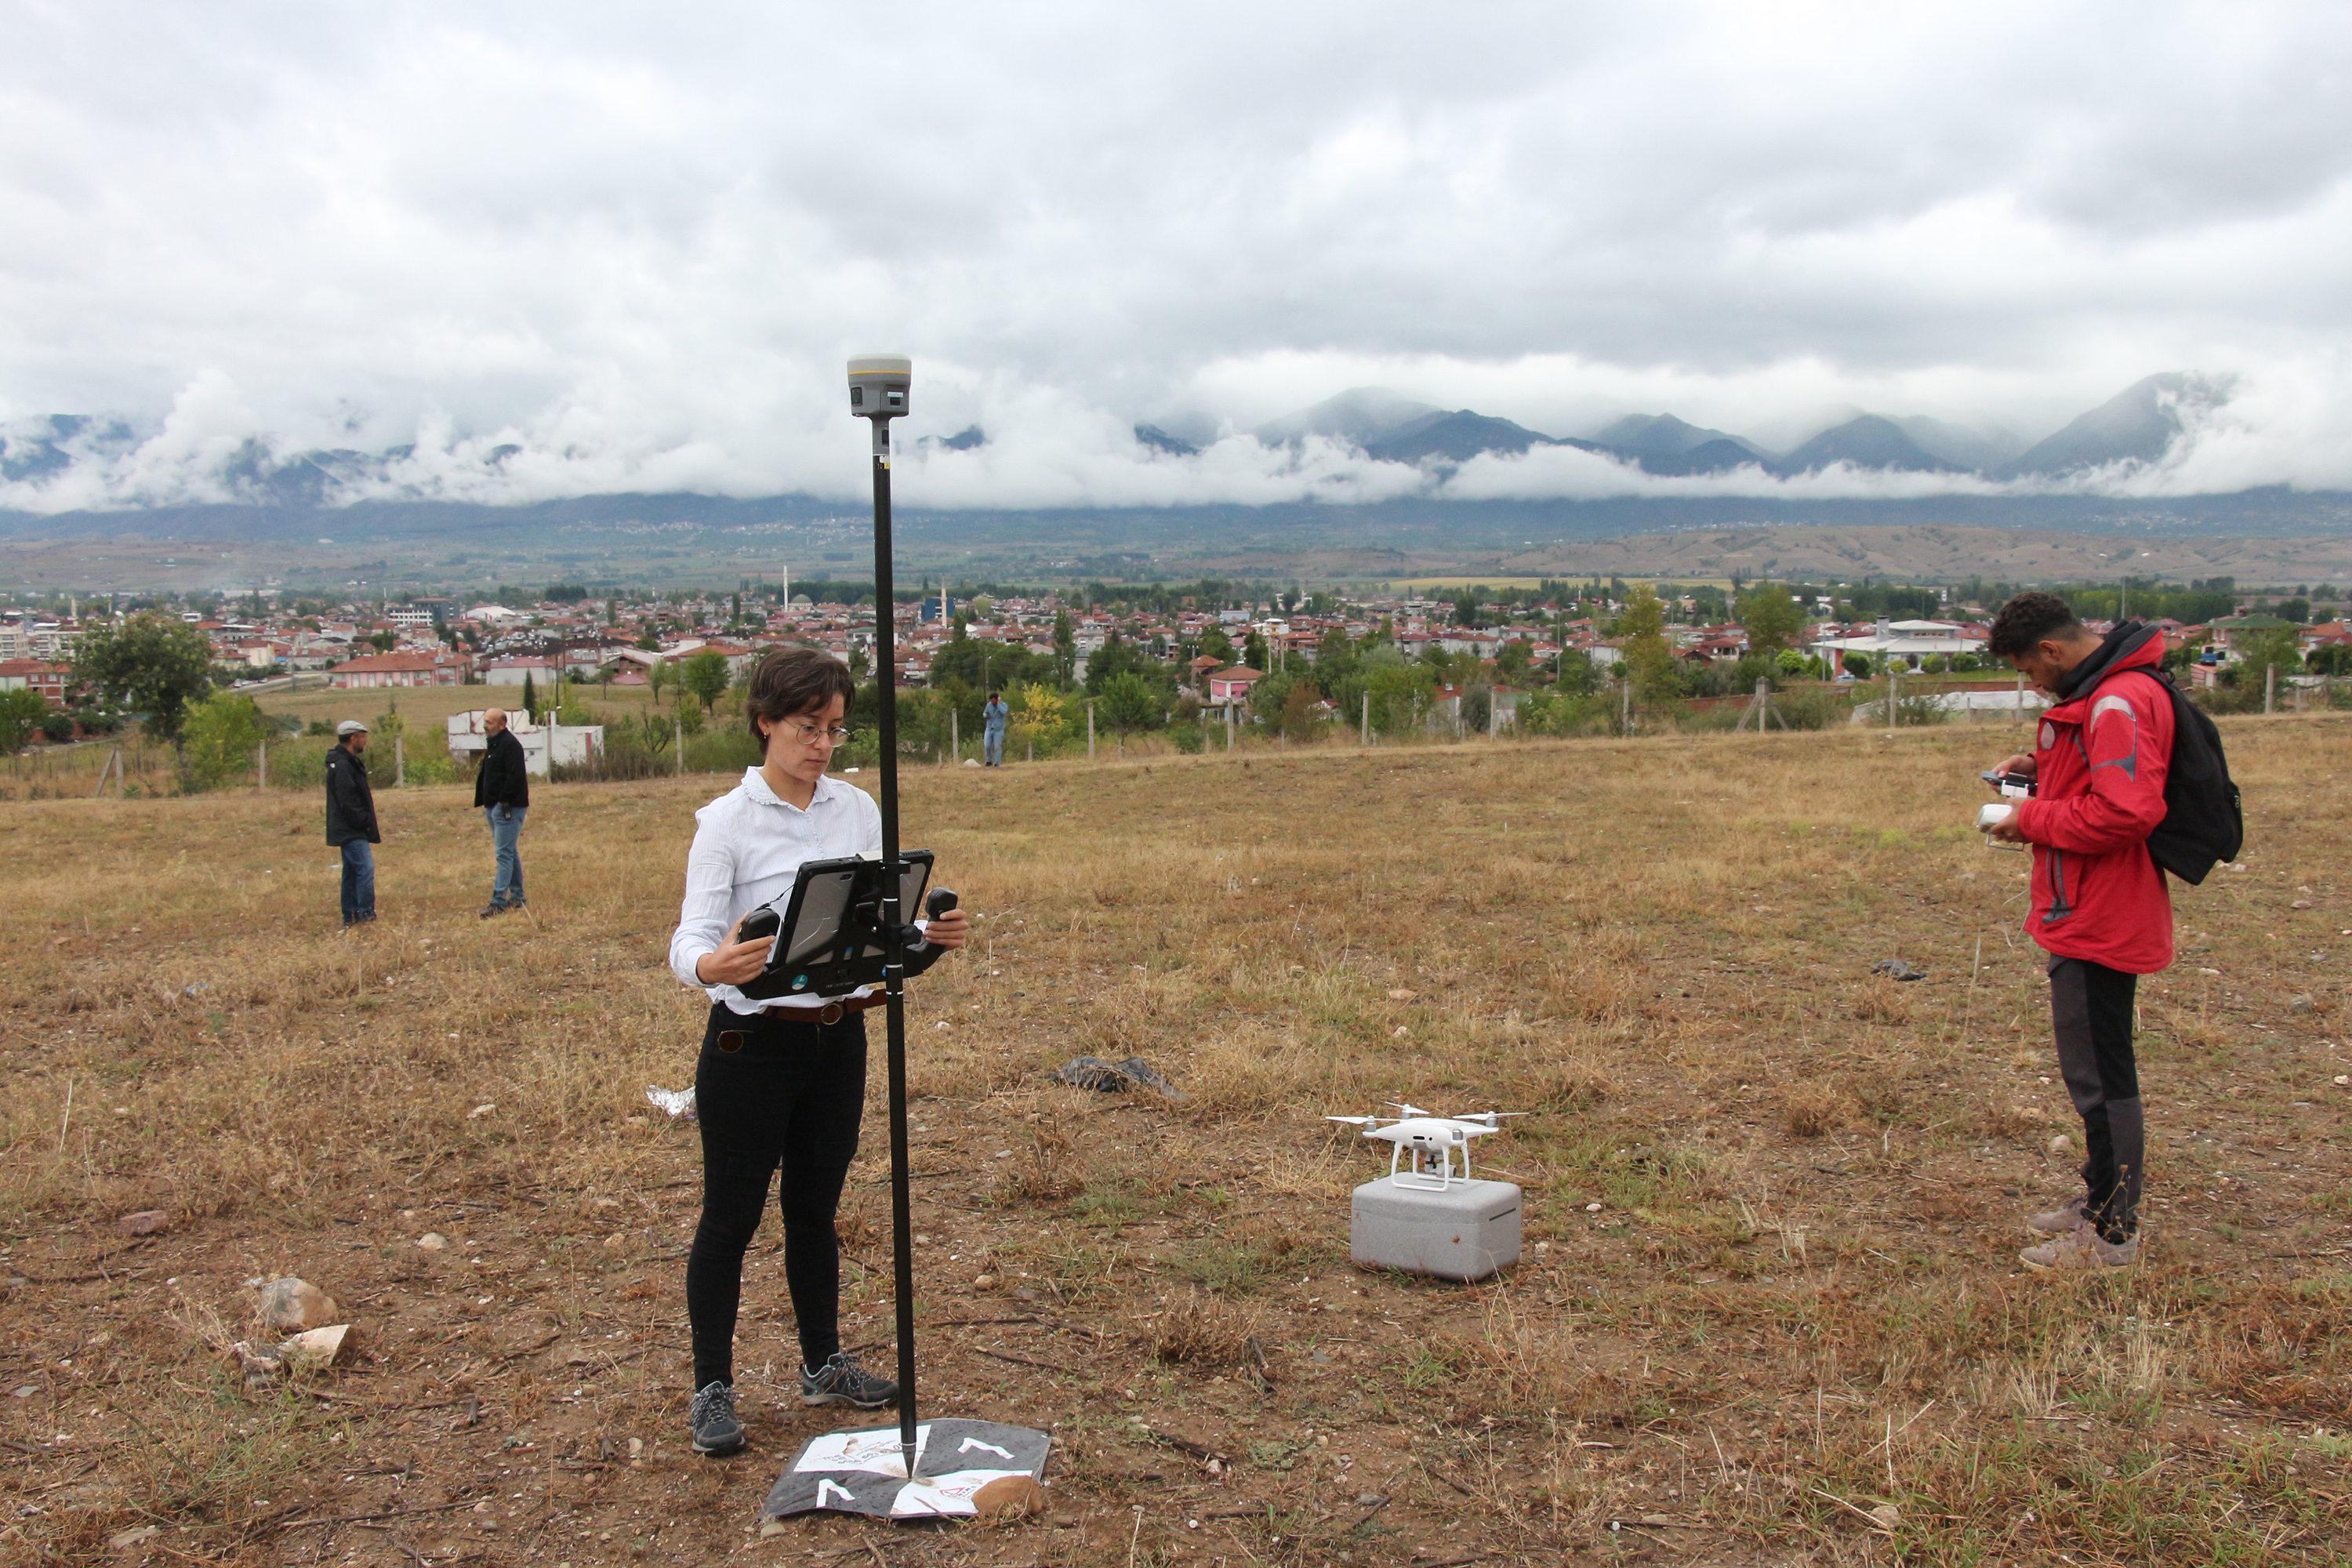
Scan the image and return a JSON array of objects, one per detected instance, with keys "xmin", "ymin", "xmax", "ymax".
[
  {"xmin": 328, "ymin": 649, "xmax": 471, "ymax": 688},
  {"xmin": 0, "ymin": 659, "xmax": 71, "ymax": 707}
]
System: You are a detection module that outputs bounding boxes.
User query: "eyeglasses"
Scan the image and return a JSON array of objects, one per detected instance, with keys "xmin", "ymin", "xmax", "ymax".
[{"xmin": 786, "ymin": 721, "xmax": 854, "ymax": 746}]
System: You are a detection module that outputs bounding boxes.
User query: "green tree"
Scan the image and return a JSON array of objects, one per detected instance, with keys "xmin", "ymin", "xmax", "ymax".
[
  {"xmin": 1242, "ymin": 630, "xmax": 1270, "ymax": 672},
  {"xmin": 520, "ymin": 670, "xmax": 538, "ymax": 721},
  {"xmin": 2231, "ymin": 625, "xmax": 2303, "ymax": 692},
  {"xmin": 0, "ymin": 689, "xmax": 48, "ymax": 753},
  {"xmin": 1098, "ymin": 671, "xmax": 1161, "ymax": 732},
  {"xmin": 1083, "ymin": 631, "xmax": 1152, "ymax": 695},
  {"xmin": 178, "ymin": 692, "xmax": 270, "ymax": 792},
  {"xmin": 71, "ymin": 611, "xmax": 218, "ymax": 746},
  {"xmin": 1553, "ymin": 648, "xmax": 1597, "ymax": 695},
  {"xmin": 1494, "ymin": 638, "xmax": 1533, "ymax": 683},
  {"xmin": 1198, "ymin": 624, "xmax": 1236, "ymax": 666},
  {"xmin": 1737, "ymin": 582, "xmax": 1805, "ymax": 659},
  {"xmin": 1617, "ymin": 584, "xmax": 1680, "ymax": 701},
  {"xmin": 2307, "ymin": 642, "xmax": 2352, "ymax": 677},
  {"xmin": 681, "ymin": 649, "xmax": 730, "ymax": 709},
  {"xmin": 1052, "ymin": 609, "xmax": 1076, "ymax": 682}
]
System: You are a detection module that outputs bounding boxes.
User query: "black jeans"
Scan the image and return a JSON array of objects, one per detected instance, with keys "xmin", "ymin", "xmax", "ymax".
[
  {"xmin": 684, "ymin": 1004, "xmax": 867, "ymax": 1390},
  {"xmin": 2048, "ymin": 954, "xmax": 2143, "ymax": 1241}
]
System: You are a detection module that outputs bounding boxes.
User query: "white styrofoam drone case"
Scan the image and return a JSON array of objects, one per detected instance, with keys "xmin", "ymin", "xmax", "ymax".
[{"xmin": 1350, "ymin": 1176, "xmax": 1521, "ymax": 1281}]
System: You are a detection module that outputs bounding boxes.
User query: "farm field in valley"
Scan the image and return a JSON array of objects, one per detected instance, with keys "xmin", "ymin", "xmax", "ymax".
[{"xmin": 2, "ymin": 718, "xmax": 2348, "ymax": 1565}]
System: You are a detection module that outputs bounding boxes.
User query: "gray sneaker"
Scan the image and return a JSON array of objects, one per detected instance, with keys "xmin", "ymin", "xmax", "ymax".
[
  {"xmin": 2027, "ymin": 1193, "xmax": 2089, "ymax": 1235},
  {"xmin": 801, "ymin": 1352, "xmax": 898, "ymax": 1410},
  {"xmin": 2020, "ymin": 1222, "xmax": 2140, "ymax": 1272},
  {"xmin": 688, "ymin": 1381, "xmax": 745, "ymax": 1456}
]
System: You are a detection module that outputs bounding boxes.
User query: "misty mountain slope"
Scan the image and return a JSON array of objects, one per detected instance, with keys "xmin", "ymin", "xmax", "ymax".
[
  {"xmin": 1592, "ymin": 412, "xmax": 1766, "ymax": 459},
  {"xmin": 1253, "ymin": 386, "xmax": 1439, "ymax": 445},
  {"xmin": 1134, "ymin": 423, "xmax": 1199, "ymax": 456},
  {"xmin": 0, "ymin": 414, "xmax": 137, "ymax": 483},
  {"xmin": 2005, "ymin": 371, "xmax": 2229, "ymax": 477},
  {"xmin": 1773, "ymin": 415, "xmax": 1965, "ymax": 475},
  {"xmin": 1362, "ymin": 409, "xmax": 1561, "ymax": 464},
  {"xmin": 1894, "ymin": 415, "xmax": 2022, "ymax": 471},
  {"xmin": 1631, "ymin": 437, "xmax": 1770, "ymax": 476}
]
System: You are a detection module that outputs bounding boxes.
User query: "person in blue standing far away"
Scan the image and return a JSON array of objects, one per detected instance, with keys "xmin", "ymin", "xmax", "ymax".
[
  {"xmin": 324, "ymin": 720, "xmax": 379, "ymax": 926},
  {"xmin": 982, "ymin": 688, "xmax": 1009, "ymax": 767},
  {"xmin": 474, "ymin": 707, "xmax": 530, "ymax": 917}
]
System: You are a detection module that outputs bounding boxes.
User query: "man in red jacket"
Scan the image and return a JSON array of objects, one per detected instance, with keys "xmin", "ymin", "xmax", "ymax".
[{"xmin": 1983, "ymin": 591, "xmax": 2175, "ymax": 1270}]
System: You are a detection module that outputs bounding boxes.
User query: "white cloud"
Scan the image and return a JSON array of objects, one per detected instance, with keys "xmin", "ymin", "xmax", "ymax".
[{"xmin": 3, "ymin": 1, "xmax": 2352, "ymax": 511}]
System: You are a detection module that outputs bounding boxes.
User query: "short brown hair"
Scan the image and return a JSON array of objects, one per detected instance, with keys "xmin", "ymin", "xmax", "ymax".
[
  {"xmin": 745, "ymin": 647, "xmax": 855, "ymax": 744},
  {"xmin": 1987, "ymin": 591, "xmax": 2084, "ymax": 658}
]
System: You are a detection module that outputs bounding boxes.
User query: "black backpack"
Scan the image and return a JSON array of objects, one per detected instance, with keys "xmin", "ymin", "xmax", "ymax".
[{"xmin": 2084, "ymin": 663, "xmax": 2243, "ymax": 884}]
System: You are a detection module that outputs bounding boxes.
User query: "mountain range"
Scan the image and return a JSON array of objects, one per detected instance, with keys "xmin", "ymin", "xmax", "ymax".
[
  {"xmin": 0, "ymin": 371, "xmax": 2240, "ymax": 516},
  {"xmin": 1240, "ymin": 371, "xmax": 2227, "ymax": 480}
]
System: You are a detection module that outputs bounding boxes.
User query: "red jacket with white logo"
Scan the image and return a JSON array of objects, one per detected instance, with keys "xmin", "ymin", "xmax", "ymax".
[{"xmin": 2016, "ymin": 634, "xmax": 2175, "ymax": 974}]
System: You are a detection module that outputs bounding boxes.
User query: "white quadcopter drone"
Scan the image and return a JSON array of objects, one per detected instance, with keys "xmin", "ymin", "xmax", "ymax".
[{"xmin": 1326, "ymin": 1102, "xmax": 1528, "ymax": 1190}]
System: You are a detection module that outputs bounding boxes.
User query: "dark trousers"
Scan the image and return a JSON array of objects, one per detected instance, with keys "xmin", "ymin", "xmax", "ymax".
[
  {"xmin": 684, "ymin": 1004, "xmax": 866, "ymax": 1390},
  {"xmin": 2048, "ymin": 954, "xmax": 2143, "ymax": 1240},
  {"xmin": 339, "ymin": 840, "xmax": 376, "ymax": 924}
]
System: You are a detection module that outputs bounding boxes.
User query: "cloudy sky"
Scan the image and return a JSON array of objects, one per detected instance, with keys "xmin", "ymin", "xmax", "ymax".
[{"xmin": 3, "ymin": 0, "xmax": 2350, "ymax": 510}]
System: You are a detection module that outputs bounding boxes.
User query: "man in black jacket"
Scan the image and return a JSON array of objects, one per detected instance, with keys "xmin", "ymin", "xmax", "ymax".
[
  {"xmin": 474, "ymin": 707, "xmax": 530, "ymax": 917},
  {"xmin": 325, "ymin": 720, "xmax": 381, "ymax": 926}
]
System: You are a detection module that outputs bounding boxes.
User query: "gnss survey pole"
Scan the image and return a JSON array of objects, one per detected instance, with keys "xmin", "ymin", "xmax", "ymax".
[{"xmin": 848, "ymin": 354, "xmax": 920, "ymax": 1472}]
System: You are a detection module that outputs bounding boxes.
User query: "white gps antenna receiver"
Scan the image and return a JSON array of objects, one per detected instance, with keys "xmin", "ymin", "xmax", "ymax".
[{"xmin": 847, "ymin": 354, "xmax": 911, "ymax": 453}]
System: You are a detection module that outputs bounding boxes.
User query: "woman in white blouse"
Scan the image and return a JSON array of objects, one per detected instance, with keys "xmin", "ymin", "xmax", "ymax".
[{"xmin": 666, "ymin": 648, "xmax": 967, "ymax": 1457}]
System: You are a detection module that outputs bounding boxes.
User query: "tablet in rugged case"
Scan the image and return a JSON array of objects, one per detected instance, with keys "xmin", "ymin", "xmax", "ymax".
[{"xmin": 736, "ymin": 850, "xmax": 934, "ymax": 1002}]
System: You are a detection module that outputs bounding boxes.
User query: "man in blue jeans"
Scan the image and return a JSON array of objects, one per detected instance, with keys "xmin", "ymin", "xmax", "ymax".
[
  {"xmin": 325, "ymin": 720, "xmax": 380, "ymax": 925},
  {"xmin": 474, "ymin": 707, "xmax": 530, "ymax": 917},
  {"xmin": 982, "ymin": 688, "xmax": 1008, "ymax": 767}
]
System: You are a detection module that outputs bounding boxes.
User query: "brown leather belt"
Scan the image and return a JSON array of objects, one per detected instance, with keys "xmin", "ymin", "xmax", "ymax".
[
  {"xmin": 716, "ymin": 993, "xmax": 887, "ymax": 1050},
  {"xmin": 781, "ymin": 993, "xmax": 887, "ymax": 1026}
]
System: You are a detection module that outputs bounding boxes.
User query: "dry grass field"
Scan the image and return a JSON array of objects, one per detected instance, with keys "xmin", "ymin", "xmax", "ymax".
[{"xmin": 3, "ymin": 717, "xmax": 2349, "ymax": 1566}]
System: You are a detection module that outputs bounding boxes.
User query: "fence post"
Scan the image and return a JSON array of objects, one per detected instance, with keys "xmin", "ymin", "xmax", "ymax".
[
  {"xmin": 951, "ymin": 709, "xmax": 959, "ymax": 764},
  {"xmin": 258, "ymin": 740, "xmax": 267, "ymax": 792},
  {"xmin": 1087, "ymin": 701, "xmax": 1096, "ymax": 761},
  {"xmin": 1887, "ymin": 670, "xmax": 1899, "ymax": 737},
  {"xmin": 395, "ymin": 736, "xmax": 405, "ymax": 787},
  {"xmin": 1621, "ymin": 673, "xmax": 1632, "ymax": 735},
  {"xmin": 1751, "ymin": 677, "xmax": 1769, "ymax": 733},
  {"xmin": 2267, "ymin": 662, "xmax": 2277, "ymax": 715},
  {"xmin": 1225, "ymin": 704, "xmax": 1234, "ymax": 753},
  {"xmin": 675, "ymin": 716, "xmax": 684, "ymax": 771},
  {"xmin": 1361, "ymin": 691, "xmax": 1370, "ymax": 746}
]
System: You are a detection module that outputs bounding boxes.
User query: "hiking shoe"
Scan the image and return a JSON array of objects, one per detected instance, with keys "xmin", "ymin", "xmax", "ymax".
[
  {"xmin": 802, "ymin": 1352, "xmax": 898, "ymax": 1410},
  {"xmin": 478, "ymin": 903, "xmax": 505, "ymax": 920},
  {"xmin": 2027, "ymin": 1193, "xmax": 2089, "ymax": 1235},
  {"xmin": 688, "ymin": 1381, "xmax": 745, "ymax": 1456},
  {"xmin": 2020, "ymin": 1222, "xmax": 2140, "ymax": 1272}
]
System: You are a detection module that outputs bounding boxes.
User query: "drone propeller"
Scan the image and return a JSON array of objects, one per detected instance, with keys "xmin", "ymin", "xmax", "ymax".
[
  {"xmin": 1385, "ymin": 1102, "xmax": 1435, "ymax": 1119},
  {"xmin": 1459, "ymin": 1111, "xmax": 1530, "ymax": 1124},
  {"xmin": 1324, "ymin": 1115, "xmax": 1383, "ymax": 1128}
]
